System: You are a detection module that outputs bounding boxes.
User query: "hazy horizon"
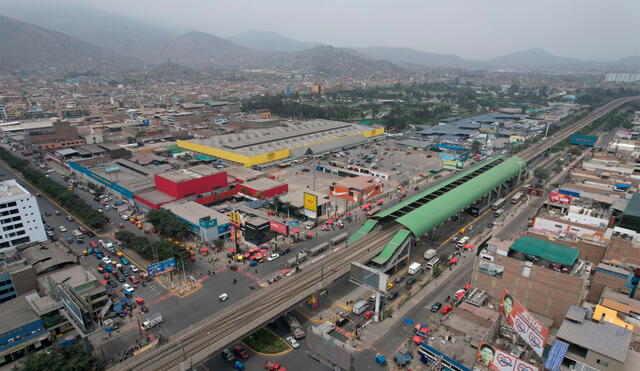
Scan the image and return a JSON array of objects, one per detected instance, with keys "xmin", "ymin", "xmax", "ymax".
[{"xmin": 6, "ymin": 0, "xmax": 640, "ymax": 62}]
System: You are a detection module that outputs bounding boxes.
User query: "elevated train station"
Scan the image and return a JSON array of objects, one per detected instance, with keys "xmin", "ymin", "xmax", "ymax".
[{"xmin": 351, "ymin": 155, "xmax": 527, "ymax": 272}]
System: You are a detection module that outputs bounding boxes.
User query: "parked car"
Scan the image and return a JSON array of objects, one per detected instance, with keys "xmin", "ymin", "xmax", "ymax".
[
  {"xmin": 129, "ymin": 265, "xmax": 140, "ymax": 273},
  {"xmin": 221, "ymin": 348, "xmax": 236, "ymax": 363},
  {"xmin": 58, "ymin": 225, "xmax": 67, "ymax": 232},
  {"xmin": 285, "ymin": 336, "xmax": 300, "ymax": 349},
  {"xmin": 386, "ymin": 292, "xmax": 399, "ymax": 301},
  {"xmin": 129, "ymin": 276, "xmax": 140, "ymax": 284},
  {"xmin": 431, "ymin": 302, "xmax": 443, "ymax": 312},
  {"xmin": 232, "ymin": 345, "xmax": 250, "ymax": 359}
]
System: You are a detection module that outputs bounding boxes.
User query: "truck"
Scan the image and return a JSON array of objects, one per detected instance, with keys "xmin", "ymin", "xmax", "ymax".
[
  {"xmin": 408, "ymin": 262, "xmax": 422, "ymax": 275},
  {"xmin": 284, "ymin": 312, "xmax": 305, "ymax": 339},
  {"xmin": 424, "ymin": 249, "xmax": 437, "ymax": 260},
  {"xmin": 141, "ymin": 313, "xmax": 163, "ymax": 330},
  {"xmin": 352, "ymin": 300, "xmax": 369, "ymax": 315},
  {"xmin": 72, "ymin": 230, "xmax": 83, "ymax": 239}
]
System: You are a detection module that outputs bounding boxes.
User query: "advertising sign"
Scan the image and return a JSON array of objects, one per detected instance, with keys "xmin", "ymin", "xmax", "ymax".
[
  {"xmin": 509, "ymin": 135, "xmax": 526, "ymax": 143},
  {"xmin": 499, "ymin": 290, "xmax": 548, "ymax": 358},
  {"xmin": 147, "ymin": 258, "xmax": 177, "ymax": 276},
  {"xmin": 549, "ymin": 191, "xmax": 572, "ymax": 205},
  {"xmin": 443, "ymin": 160, "xmax": 464, "ymax": 170},
  {"xmin": 229, "ymin": 211, "xmax": 242, "ymax": 228},
  {"xmin": 269, "ymin": 220, "xmax": 288, "ymax": 235},
  {"xmin": 304, "ymin": 192, "xmax": 318, "ymax": 219},
  {"xmin": 477, "ymin": 342, "xmax": 539, "ymax": 371},
  {"xmin": 570, "ymin": 134, "xmax": 597, "ymax": 147}
]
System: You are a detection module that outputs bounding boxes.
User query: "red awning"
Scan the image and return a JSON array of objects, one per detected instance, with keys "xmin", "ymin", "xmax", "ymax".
[
  {"xmin": 463, "ymin": 244, "xmax": 475, "ymax": 249},
  {"xmin": 412, "ymin": 336, "xmax": 423, "ymax": 344},
  {"xmin": 464, "ymin": 283, "xmax": 471, "ymax": 291},
  {"xmin": 199, "ymin": 248, "xmax": 208, "ymax": 252},
  {"xmin": 292, "ymin": 229, "xmax": 300, "ymax": 233},
  {"xmin": 450, "ymin": 257, "xmax": 458, "ymax": 264},
  {"xmin": 456, "ymin": 292, "xmax": 465, "ymax": 299},
  {"xmin": 280, "ymin": 269, "xmax": 290, "ymax": 275},
  {"xmin": 306, "ymin": 232, "xmax": 313, "ymax": 237},
  {"xmin": 228, "ymin": 248, "xmax": 235, "ymax": 253}
]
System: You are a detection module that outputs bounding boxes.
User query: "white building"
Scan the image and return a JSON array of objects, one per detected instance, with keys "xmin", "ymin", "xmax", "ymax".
[{"xmin": 0, "ymin": 180, "xmax": 47, "ymax": 250}]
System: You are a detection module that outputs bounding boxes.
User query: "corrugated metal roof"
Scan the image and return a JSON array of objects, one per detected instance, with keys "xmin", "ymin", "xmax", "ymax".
[
  {"xmin": 509, "ymin": 236, "xmax": 579, "ymax": 265},
  {"xmin": 372, "ymin": 229, "xmax": 411, "ymax": 265},
  {"xmin": 395, "ymin": 157, "xmax": 525, "ymax": 238},
  {"xmin": 348, "ymin": 220, "xmax": 378, "ymax": 244},
  {"xmin": 375, "ymin": 156, "xmax": 501, "ymax": 219},
  {"xmin": 565, "ymin": 305, "xmax": 588, "ymax": 323},
  {"xmin": 557, "ymin": 307, "xmax": 632, "ymax": 362}
]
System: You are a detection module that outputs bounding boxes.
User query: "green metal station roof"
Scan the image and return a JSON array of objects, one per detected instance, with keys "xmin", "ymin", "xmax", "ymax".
[
  {"xmin": 396, "ymin": 156, "xmax": 525, "ymax": 238},
  {"xmin": 372, "ymin": 229, "xmax": 411, "ymax": 265},
  {"xmin": 375, "ymin": 156, "xmax": 502, "ymax": 219},
  {"xmin": 623, "ymin": 193, "xmax": 640, "ymax": 218},
  {"xmin": 348, "ymin": 219, "xmax": 377, "ymax": 244},
  {"xmin": 509, "ymin": 236, "xmax": 579, "ymax": 265}
]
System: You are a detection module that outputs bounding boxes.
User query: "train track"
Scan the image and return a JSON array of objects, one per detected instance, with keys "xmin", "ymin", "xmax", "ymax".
[
  {"xmin": 116, "ymin": 224, "xmax": 401, "ymax": 370},
  {"xmin": 519, "ymin": 96, "xmax": 640, "ymax": 162},
  {"xmin": 115, "ymin": 96, "xmax": 640, "ymax": 370}
]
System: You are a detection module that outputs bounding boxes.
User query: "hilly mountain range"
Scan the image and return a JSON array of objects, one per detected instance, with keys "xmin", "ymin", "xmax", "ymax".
[
  {"xmin": 1, "ymin": 1, "xmax": 638, "ymax": 75},
  {"xmin": 228, "ymin": 30, "xmax": 321, "ymax": 52},
  {"xmin": 0, "ymin": 14, "xmax": 139, "ymax": 73}
]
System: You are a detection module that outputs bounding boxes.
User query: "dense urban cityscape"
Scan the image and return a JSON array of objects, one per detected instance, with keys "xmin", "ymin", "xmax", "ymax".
[{"xmin": 1, "ymin": 1, "xmax": 640, "ymax": 371}]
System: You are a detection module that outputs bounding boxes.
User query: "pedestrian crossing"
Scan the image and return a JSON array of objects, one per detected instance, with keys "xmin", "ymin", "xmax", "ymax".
[{"xmin": 134, "ymin": 282, "xmax": 171, "ymax": 304}]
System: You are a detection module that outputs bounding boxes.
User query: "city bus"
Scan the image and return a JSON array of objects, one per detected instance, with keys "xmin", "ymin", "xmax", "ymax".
[
  {"xmin": 491, "ymin": 198, "xmax": 506, "ymax": 210},
  {"xmin": 511, "ymin": 191, "xmax": 524, "ymax": 204}
]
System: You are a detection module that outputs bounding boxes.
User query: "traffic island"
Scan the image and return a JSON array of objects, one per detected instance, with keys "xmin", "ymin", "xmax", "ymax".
[{"xmin": 242, "ymin": 328, "xmax": 291, "ymax": 355}]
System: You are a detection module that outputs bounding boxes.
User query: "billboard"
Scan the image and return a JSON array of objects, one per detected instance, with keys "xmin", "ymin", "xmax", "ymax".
[
  {"xmin": 349, "ymin": 262, "xmax": 389, "ymax": 293},
  {"xmin": 499, "ymin": 289, "xmax": 548, "ymax": 357},
  {"xmin": 549, "ymin": 191, "xmax": 572, "ymax": 205},
  {"xmin": 147, "ymin": 258, "xmax": 177, "ymax": 276},
  {"xmin": 570, "ymin": 134, "xmax": 596, "ymax": 147},
  {"xmin": 303, "ymin": 192, "xmax": 318, "ymax": 219},
  {"xmin": 269, "ymin": 220, "xmax": 288, "ymax": 235},
  {"xmin": 229, "ymin": 211, "xmax": 242, "ymax": 228},
  {"xmin": 477, "ymin": 342, "xmax": 540, "ymax": 371},
  {"xmin": 509, "ymin": 135, "xmax": 526, "ymax": 143},
  {"xmin": 443, "ymin": 159, "xmax": 464, "ymax": 170}
]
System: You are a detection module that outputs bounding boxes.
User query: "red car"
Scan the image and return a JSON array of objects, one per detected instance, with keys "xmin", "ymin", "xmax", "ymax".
[
  {"xmin": 233, "ymin": 345, "xmax": 250, "ymax": 359},
  {"xmin": 89, "ymin": 241, "xmax": 99, "ymax": 248},
  {"xmin": 129, "ymin": 276, "xmax": 140, "ymax": 284},
  {"xmin": 440, "ymin": 305, "xmax": 453, "ymax": 314},
  {"xmin": 264, "ymin": 360, "xmax": 286, "ymax": 371},
  {"xmin": 79, "ymin": 227, "xmax": 88, "ymax": 235}
]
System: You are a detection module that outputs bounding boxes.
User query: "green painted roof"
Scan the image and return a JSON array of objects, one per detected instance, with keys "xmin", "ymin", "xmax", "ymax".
[
  {"xmin": 375, "ymin": 156, "xmax": 503, "ymax": 219},
  {"xmin": 348, "ymin": 219, "xmax": 377, "ymax": 244},
  {"xmin": 396, "ymin": 156, "xmax": 525, "ymax": 238},
  {"xmin": 623, "ymin": 193, "xmax": 640, "ymax": 218},
  {"xmin": 372, "ymin": 229, "xmax": 411, "ymax": 265},
  {"xmin": 195, "ymin": 155, "xmax": 216, "ymax": 162},
  {"xmin": 509, "ymin": 236, "xmax": 579, "ymax": 265}
]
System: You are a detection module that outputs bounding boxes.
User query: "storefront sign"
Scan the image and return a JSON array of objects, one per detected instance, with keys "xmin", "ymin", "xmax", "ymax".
[{"xmin": 269, "ymin": 220, "xmax": 288, "ymax": 235}]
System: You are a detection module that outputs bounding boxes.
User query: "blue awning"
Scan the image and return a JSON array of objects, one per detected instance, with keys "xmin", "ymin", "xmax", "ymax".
[{"xmin": 615, "ymin": 184, "xmax": 631, "ymax": 189}]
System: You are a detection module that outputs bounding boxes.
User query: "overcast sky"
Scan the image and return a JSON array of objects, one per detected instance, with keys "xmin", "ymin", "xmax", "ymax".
[{"xmin": 54, "ymin": 0, "xmax": 640, "ymax": 61}]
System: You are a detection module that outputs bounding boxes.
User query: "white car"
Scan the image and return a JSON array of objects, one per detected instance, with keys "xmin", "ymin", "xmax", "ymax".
[
  {"xmin": 218, "ymin": 293, "xmax": 228, "ymax": 302},
  {"xmin": 59, "ymin": 225, "xmax": 67, "ymax": 232},
  {"xmin": 101, "ymin": 257, "xmax": 112, "ymax": 264},
  {"xmin": 129, "ymin": 265, "xmax": 140, "ymax": 273},
  {"xmin": 121, "ymin": 215, "xmax": 130, "ymax": 220},
  {"xmin": 285, "ymin": 336, "xmax": 300, "ymax": 349},
  {"xmin": 122, "ymin": 283, "xmax": 134, "ymax": 293},
  {"xmin": 116, "ymin": 263, "xmax": 123, "ymax": 269},
  {"xmin": 267, "ymin": 253, "xmax": 280, "ymax": 262}
]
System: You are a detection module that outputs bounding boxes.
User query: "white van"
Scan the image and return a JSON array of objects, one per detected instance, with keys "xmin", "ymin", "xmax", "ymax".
[
  {"xmin": 494, "ymin": 208, "xmax": 504, "ymax": 217},
  {"xmin": 352, "ymin": 300, "xmax": 369, "ymax": 315},
  {"xmin": 304, "ymin": 221, "xmax": 316, "ymax": 230},
  {"xmin": 426, "ymin": 257, "xmax": 440, "ymax": 270},
  {"xmin": 424, "ymin": 249, "xmax": 437, "ymax": 260},
  {"xmin": 457, "ymin": 236, "xmax": 470, "ymax": 247}
]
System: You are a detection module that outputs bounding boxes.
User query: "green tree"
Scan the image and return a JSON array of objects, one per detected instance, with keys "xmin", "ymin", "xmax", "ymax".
[
  {"xmin": 471, "ymin": 140, "xmax": 482, "ymax": 154},
  {"xmin": 533, "ymin": 167, "xmax": 550, "ymax": 184},
  {"xmin": 432, "ymin": 266, "xmax": 442, "ymax": 278},
  {"xmin": 16, "ymin": 344, "xmax": 100, "ymax": 371},
  {"xmin": 147, "ymin": 209, "xmax": 190, "ymax": 239}
]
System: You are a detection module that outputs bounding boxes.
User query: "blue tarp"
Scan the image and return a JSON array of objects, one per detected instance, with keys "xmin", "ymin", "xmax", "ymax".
[{"xmin": 615, "ymin": 184, "xmax": 631, "ymax": 189}]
